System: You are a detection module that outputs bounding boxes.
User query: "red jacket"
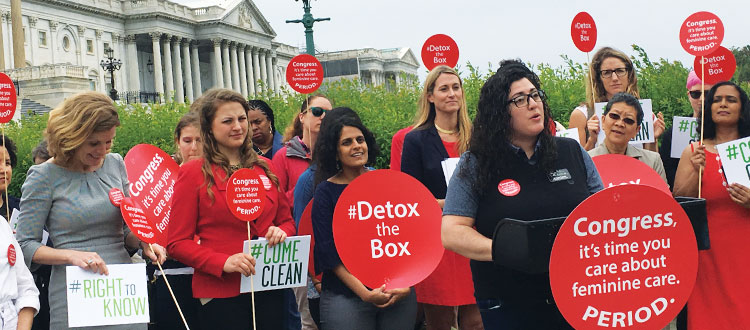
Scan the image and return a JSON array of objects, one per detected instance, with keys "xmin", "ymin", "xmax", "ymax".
[
  {"xmin": 167, "ymin": 157, "xmax": 296, "ymax": 298},
  {"xmin": 272, "ymin": 141, "xmax": 311, "ymax": 206}
]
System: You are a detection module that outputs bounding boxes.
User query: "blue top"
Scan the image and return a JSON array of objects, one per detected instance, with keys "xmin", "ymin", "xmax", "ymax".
[
  {"xmin": 292, "ymin": 164, "xmax": 317, "ymax": 227},
  {"xmin": 270, "ymin": 130, "xmax": 284, "ymax": 159},
  {"xmin": 311, "ymin": 180, "xmax": 356, "ymax": 297},
  {"xmin": 444, "ymin": 143, "xmax": 603, "ymax": 219}
]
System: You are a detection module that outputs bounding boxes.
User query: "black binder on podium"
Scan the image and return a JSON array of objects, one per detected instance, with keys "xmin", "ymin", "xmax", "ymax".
[{"xmin": 491, "ymin": 197, "xmax": 710, "ymax": 275}]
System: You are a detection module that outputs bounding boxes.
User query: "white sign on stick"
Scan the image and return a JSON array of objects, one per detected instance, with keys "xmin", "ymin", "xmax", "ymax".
[
  {"xmin": 670, "ymin": 116, "xmax": 699, "ymax": 158},
  {"xmin": 241, "ymin": 235, "xmax": 310, "ymax": 293},
  {"xmin": 66, "ymin": 263, "xmax": 149, "ymax": 328},
  {"xmin": 717, "ymin": 136, "xmax": 750, "ymax": 188},
  {"xmin": 556, "ymin": 127, "xmax": 581, "ymax": 145},
  {"xmin": 595, "ymin": 99, "xmax": 655, "ymax": 145}
]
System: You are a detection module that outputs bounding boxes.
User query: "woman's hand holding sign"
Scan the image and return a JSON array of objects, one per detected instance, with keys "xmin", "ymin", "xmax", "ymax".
[
  {"xmin": 265, "ymin": 225, "xmax": 287, "ymax": 247},
  {"xmin": 727, "ymin": 183, "xmax": 750, "ymax": 208},
  {"xmin": 586, "ymin": 115, "xmax": 600, "ymax": 142},
  {"xmin": 689, "ymin": 142, "xmax": 706, "ymax": 172},
  {"xmin": 69, "ymin": 250, "xmax": 109, "ymax": 275},
  {"xmin": 376, "ymin": 287, "xmax": 411, "ymax": 308},
  {"xmin": 224, "ymin": 252, "xmax": 257, "ymax": 277},
  {"xmin": 141, "ymin": 241, "xmax": 167, "ymax": 265}
]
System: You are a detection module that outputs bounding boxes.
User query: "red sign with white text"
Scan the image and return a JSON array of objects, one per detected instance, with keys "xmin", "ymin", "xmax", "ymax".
[
  {"xmin": 286, "ymin": 54, "xmax": 324, "ymax": 94},
  {"xmin": 421, "ymin": 34, "xmax": 459, "ymax": 71},
  {"xmin": 333, "ymin": 170, "xmax": 443, "ymax": 290},
  {"xmin": 679, "ymin": 11, "xmax": 724, "ymax": 56},
  {"xmin": 592, "ymin": 154, "xmax": 671, "ymax": 195},
  {"xmin": 109, "ymin": 188, "xmax": 124, "ymax": 207},
  {"xmin": 571, "ymin": 12, "xmax": 597, "ymax": 52},
  {"xmin": 550, "ymin": 185, "xmax": 697, "ymax": 330},
  {"xmin": 694, "ymin": 46, "xmax": 736, "ymax": 84},
  {"xmin": 7, "ymin": 244, "xmax": 16, "ymax": 266},
  {"xmin": 226, "ymin": 168, "xmax": 266, "ymax": 222},
  {"xmin": 0, "ymin": 73, "xmax": 17, "ymax": 123},
  {"xmin": 297, "ymin": 199, "xmax": 321, "ymax": 281},
  {"xmin": 124, "ymin": 144, "xmax": 179, "ymax": 246},
  {"xmin": 120, "ymin": 197, "xmax": 164, "ymax": 245}
]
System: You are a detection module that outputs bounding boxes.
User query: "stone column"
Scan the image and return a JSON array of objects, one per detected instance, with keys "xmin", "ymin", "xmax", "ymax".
[
  {"xmin": 245, "ymin": 46, "xmax": 255, "ymax": 96},
  {"xmin": 95, "ymin": 30, "xmax": 105, "ymax": 93},
  {"xmin": 162, "ymin": 35, "xmax": 174, "ymax": 101},
  {"xmin": 48, "ymin": 20, "xmax": 58, "ymax": 66},
  {"xmin": 126, "ymin": 35, "xmax": 140, "ymax": 92},
  {"xmin": 10, "ymin": 0, "xmax": 24, "ymax": 68},
  {"xmin": 149, "ymin": 32, "xmax": 164, "ymax": 95},
  {"xmin": 221, "ymin": 41, "xmax": 231, "ymax": 89},
  {"xmin": 181, "ymin": 39, "xmax": 194, "ymax": 102},
  {"xmin": 230, "ymin": 42, "xmax": 240, "ymax": 93},
  {"xmin": 113, "ymin": 34, "xmax": 127, "ymax": 93},
  {"xmin": 237, "ymin": 44, "xmax": 247, "ymax": 97},
  {"xmin": 251, "ymin": 47, "xmax": 260, "ymax": 93},
  {"xmin": 211, "ymin": 38, "xmax": 223, "ymax": 88},
  {"xmin": 265, "ymin": 51, "xmax": 274, "ymax": 94},
  {"xmin": 77, "ymin": 26, "xmax": 85, "ymax": 67},
  {"xmin": 27, "ymin": 17, "xmax": 37, "ymax": 65},
  {"xmin": 259, "ymin": 49, "xmax": 267, "ymax": 91},
  {"xmin": 2, "ymin": 13, "xmax": 11, "ymax": 69},
  {"xmin": 272, "ymin": 57, "xmax": 280, "ymax": 94},
  {"xmin": 190, "ymin": 40, "xmax": 201, "ymax": 96},
  {"xmin": 172, "ymin": 36, "xmax": 184, "ymax": 103}
]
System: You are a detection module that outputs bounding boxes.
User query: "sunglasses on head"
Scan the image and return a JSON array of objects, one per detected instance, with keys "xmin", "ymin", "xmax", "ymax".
[
  {"xmin": 689, "ymin": 90, "xmax": 707, "ymax": 99},
  {"xmin": 606, "ymin": 112, "xmax": 637, "ymax": 126},
  {"xmin": 304, "ymin": 106, "xmax": 327, "ymax": 117}
]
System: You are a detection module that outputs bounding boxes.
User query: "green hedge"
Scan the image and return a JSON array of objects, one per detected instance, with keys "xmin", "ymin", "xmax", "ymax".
[{"xmin": 6, "ymin": 45, "xmax": 749, "ymax": 197}]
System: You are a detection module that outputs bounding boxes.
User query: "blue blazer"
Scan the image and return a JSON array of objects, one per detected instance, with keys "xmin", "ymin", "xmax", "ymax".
[{"xmin": 401, "ymin": 125, "xmax": 452, "ymax": 199}]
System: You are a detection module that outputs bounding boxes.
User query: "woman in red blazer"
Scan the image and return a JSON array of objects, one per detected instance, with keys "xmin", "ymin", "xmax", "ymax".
[{"xmin": 167, "ymin": 88, "xmax": 296, "ymax": 330}]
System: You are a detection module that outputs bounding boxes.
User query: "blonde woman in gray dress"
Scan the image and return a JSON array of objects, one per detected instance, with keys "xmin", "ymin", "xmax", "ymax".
[{"xmin": 16, "ymin": 91, "xmax": 166, "ymax": 329}]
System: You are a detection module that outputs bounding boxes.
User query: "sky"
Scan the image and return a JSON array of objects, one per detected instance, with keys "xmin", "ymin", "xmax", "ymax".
[{"xmin": 245, "ymin": 0, "xmax": 748, "ymax": 77}]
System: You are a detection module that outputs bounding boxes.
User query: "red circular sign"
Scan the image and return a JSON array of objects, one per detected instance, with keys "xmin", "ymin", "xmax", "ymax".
[
  {"xmin": 120, "ymin": 198, "xmax": 164, "ymax": 244},
  {"xmin": 333, "ymin": 170, "xmax": 443, "ymax": 290},
  {"xmin": 109, "ymin": 188, "xmax": 124, "ymax": 207},
  {"xmin": 498, "ymin": 179, "xmax": 521, "ymax": 197},
  {"xmin": 0, "ymin": 73, "xmax": 17, "ymax": 123},
  {"xmin": 571, "ymin": 12, "xmax": 597, "ymax": 53},
  {"xmin": 297, "ymin": 199, "xmax": 321, "ymax": 281},
  {"xmin": 124, "ymin": 144, "xmax": 179, "ymax": 246},
  {"xmin": 286, "ymin": 54, "xmax": 324, "ymax": 94},
  {"xmin": 226, "ymin": 168, "xmax": 266, "ymax": 222},
  {"xmin": 592, "ymin": 154, "xmax": 671, "ymax": 195},
  {"xmin": 693, "ymin": 46, "xmax": 736, "ymax": 84},
  {"xmin": 679, "ymin": 11, "xmax": 724, "ymax": 56},
  {"xmin": 421, "ymin": 34, "xmax": 459, "ymax": 71},
  {"xmin": 550, "ymin": 185, "xmax": 697, "ymax": 330},
  {"xmin": 7, "ymin": 244, "xmax": 16, "ymax": 266}
]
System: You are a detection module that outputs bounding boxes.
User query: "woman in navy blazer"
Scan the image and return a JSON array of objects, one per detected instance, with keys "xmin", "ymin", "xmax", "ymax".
[{"xmin": 400, "ymin": 66, "xmax": 483, "ymax": 330}]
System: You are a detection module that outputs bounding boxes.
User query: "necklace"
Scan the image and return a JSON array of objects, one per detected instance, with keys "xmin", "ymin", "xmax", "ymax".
[
  {"xmin": 229, "ymin": 164, "xmax": 242, "ymax": 172},
  {"xmin": 434, "ymin": 123, "xmax": 456, "ymax": 135}
]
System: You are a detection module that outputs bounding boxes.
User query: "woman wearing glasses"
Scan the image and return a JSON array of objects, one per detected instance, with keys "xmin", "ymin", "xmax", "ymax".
[
  {"xmin": 441, "ymin": 60, "xmax": 603, "ymax": 329},
  {"xmin": 400, "ymin": 65, "xmax": 482, "ymax": 330},
  {"xmin": 568, "ymin": 47, "xmax": 665, "ymax": 151},
  {"xmin": 674, "ymin": 81, "xmax": 750, "ymax": 329},
  {"xmin": 588, "ymin": 93, "xmax": 667, "ymax": 182}
]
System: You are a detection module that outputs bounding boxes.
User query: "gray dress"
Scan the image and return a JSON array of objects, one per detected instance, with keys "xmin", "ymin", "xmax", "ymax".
[{"xmin": 16, "ymin": 153, "xmax": 147, "ymax": 330}]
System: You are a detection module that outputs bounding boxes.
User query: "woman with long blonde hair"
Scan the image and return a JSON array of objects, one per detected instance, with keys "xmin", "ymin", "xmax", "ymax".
[
  {"xmin": 167, "ymin": 89, "xmax": 296, "ymax": 329},
  {"xmin": 401, "ymin": 65, "xmax": 482, "ymax": 330}
]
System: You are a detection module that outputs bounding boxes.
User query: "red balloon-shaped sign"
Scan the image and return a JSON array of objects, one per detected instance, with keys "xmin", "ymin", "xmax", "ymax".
[
  {"xmin": 286, "ymin": 54, "xmax": 324, "ymax": 94},
  {"xmin": 679, "ymin": 11, "xmax": 724, "ymax": 56},
  {"xmin": 109, "ymin": 188, "xmax": 125, "ymax": 207},
  {"xmin": 571, "ymin": 12, "xmax": 597, "ymax": 53},
  {"xmin": 226, "ymin": 168, "xmax": 266, "ymax": 222},
  {"xmin": 550, "ymin": 185, "xmax": 698, "ymax": 330},
  {"xmin": 297, "ymin": 199, "xmax": 321, "ymax": 281},
  {"xmin": 333, "ymin": 170, "xmax": 443, "ymax": 290},
  {"xmin": 592, "ymin": 154, "xmax": 671, "ymax": 195},
  {"xmin": 421, "ymin": 34, "xmax": 459, "ymax": 71},
  {"xmin": 120, "ymin": 198, "xmax": 165, "ymax": 245},
  {"xmin": 124, "ymin": 144, "xmax": 179, "ymax": 246},
  {"xmin": 0, "ymin": 73, "xmax": 17, "ymax": 123},
  {"xmin": 693, "ymin": 46, "xmax": 736, "ymax": 84}
]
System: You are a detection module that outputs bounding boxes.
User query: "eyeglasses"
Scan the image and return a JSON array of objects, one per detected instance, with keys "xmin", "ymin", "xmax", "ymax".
[
  {"xmin": 606, "ymin": 112, "xmax": 637, "ymax": 126},
  {"xmin": 303, "ymin": 106, "xmax": 327, "ymax": 117},
  {"xmin": 600, "ymin": 68, "xmax": 629, "ymax": 79},
  {"xmin": 689, "ymin": 90, "xmax": 707, "ymax": 99},
  {"xmin": 507, "ymin": 90, "xmax": 545, "ymax": 108}
]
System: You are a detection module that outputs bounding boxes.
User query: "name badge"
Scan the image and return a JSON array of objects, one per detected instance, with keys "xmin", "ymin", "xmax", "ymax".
[{"xmin": 548, "ymin": 169, "xmax": 572, "ymax": 183}]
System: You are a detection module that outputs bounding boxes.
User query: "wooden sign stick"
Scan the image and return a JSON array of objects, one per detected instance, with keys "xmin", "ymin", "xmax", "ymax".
[
  {"xmin": 149, "ymin": 244, "xmax": 190, "ymax": 330},
  {"xmin": 247, "ymin": 222, "xmax": 257, "ymax": 330}
]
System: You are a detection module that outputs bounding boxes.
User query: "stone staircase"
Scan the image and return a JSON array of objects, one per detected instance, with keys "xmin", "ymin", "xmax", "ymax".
[{"xmin": 21, "ymin": 98, "xmax": 52, "ymax": 116}]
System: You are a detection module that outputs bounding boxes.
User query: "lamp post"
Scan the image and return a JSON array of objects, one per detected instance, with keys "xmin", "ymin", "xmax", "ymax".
[
  {"xmin": 286, "ymin": 0, "xmax": 330, "ymax": 55},
  {"xmin": 100, "ymin": 47, "xmax": 122, "ymax": 101}
]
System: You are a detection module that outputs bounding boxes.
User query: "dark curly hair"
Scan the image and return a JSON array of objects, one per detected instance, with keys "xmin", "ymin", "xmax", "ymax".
[
  {"xmin": 698, "ymin": 81, "xmax": 750, "ymax": 140},
  {"xmin": 248, "ymin": 99, "xmax": 276, "ymax": 133},
  {"xmin": 461, "ymin": 59, "xmax": 557, "ymax": 194},
  {"xmin": 313, "ymin": 107, "xmax": 378, "ymax": 186}
]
